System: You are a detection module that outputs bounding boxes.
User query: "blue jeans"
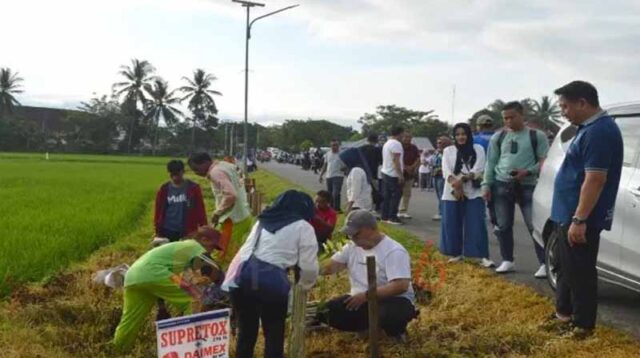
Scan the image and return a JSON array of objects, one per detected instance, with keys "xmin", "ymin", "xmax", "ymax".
[
  {"xmin": 381, "ymin": 174, "xmax": 402, "ymax": 220},
  {"xmin": 326, "ymin": 176, "xmax": 344, "ymax": 211},
  {"xmin": 433, "ymin": 176, "xmax": 445, "ymax": 215},
  {"xmin": 440, "ymin": 198, "xmax": 489, "ymax": 258},
  {"xmin": 492, "ymin": 181, "xmax": 545, "ymax": 264}
]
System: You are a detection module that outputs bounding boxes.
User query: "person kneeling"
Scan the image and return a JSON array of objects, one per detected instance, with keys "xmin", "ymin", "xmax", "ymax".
[{"xmin": 317, "ymin": 210, "xmax": 417, "ymax": 341}]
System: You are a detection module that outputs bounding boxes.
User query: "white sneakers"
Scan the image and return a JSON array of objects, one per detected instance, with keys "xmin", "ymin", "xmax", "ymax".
[
  {"xmin": 534, "ymin": 264, "xmax": 547, "ymax": 278},
  {"xmin": 495, "ymin": 261, "xmax": 516, "ymax": 273},
  {"xmin": 481, "ymin": 258, "xmax": 496, "ymax": 268},
  {"xmin": 432, "ymin": 214, "xmax": 442, "ymax": 221},
  {"xmin": 447, "ymin": 256, "xmax": 463, "ymax": 263},
  {"xmin": 398, "ymin": 212, "xmax": 412, "ymax": 219}
]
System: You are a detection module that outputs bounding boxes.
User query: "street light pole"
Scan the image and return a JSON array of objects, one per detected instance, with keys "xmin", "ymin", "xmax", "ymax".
[{"xmin": 232, "ymin": 0, "xmax": 299, "ymax": 173}]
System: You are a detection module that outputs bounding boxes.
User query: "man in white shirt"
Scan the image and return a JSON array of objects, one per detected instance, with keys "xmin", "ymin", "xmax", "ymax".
[
  {"xmin": 419, "ymin": 150, "xmax": 434, "ymax": 191},
  {"xmin": 318, "ymin": 210, "xmax": 416, "ymax": 341},
  {"xmin": 346, "ymin": 166, "xmax": 372, "ymax": 214},
  {"xmin": 319, "ymin": 139, "xmax": 346, "ymax": 212},
  {"xmin": 380, "ymin": 126, "xmax": 405, "ymax": 225}
]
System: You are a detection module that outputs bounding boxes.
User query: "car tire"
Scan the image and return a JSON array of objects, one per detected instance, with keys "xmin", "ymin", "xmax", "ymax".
[{"xmin": 545, "ymin": 229, "xmax": 560, "ymax": 291}]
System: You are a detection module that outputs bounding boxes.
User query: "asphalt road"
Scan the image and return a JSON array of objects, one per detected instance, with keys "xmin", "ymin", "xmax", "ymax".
[{"xmin": 261, "ymin": 160, "xmax": 640, "ymax": 339}]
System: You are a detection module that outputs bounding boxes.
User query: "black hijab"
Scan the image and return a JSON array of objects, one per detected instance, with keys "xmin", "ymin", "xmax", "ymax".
[
  {"xmin": 339, "ymin": 147, "xmax": 372, "ymax": 183},
  {"xmin": 453, "ymin": 123, "xmax": 476, "ymax": 175},
  {"xmin": 257, "ymin": 190, "xmax": 315, "ymax": 233}
]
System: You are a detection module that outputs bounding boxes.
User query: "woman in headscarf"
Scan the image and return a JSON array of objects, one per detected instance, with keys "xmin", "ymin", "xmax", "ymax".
[
  {"xmin": 223, "ymin": 190, "xmax": 319, "ymax": 358},
  {"xmin": 339, "ymin": 147, "xmax": 373, "ymax": 214},
  {"xmin": 440, "ymin": 123, "xmax": 494, "ymax": 267}
]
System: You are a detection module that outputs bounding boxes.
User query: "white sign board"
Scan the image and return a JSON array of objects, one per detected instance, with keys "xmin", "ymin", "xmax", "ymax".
[{"xmin": 156, "ymin": 309, "xmax": 230, "ymax": 358}]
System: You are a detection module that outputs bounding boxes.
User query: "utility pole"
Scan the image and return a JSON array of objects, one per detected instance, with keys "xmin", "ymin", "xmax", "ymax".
[{"xmin": 232, "ymin": 0, "xmax": 299, "ymax": 173}]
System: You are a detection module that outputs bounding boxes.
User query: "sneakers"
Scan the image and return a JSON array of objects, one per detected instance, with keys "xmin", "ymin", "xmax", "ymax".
[
  {"xmin": 495, "ymin": 261, "xmax": 515, "ymax": 273},
  {"xmin": 448, "ymin": 256, "xmax": 463, "ymax": 263},
  {"xmin": 432, "ymin": 214, "xmax": 442, "ymax": 221},
  {"xmin": 563, "ymin": 326, "xmax": 594, "ymax": 340},
  {"xmin": 540, "ymin": 312, "xmax": 572, "ymax": 333},
  {"xmin": 398, "ymin": 213, "xmax": 412, "ymax": 219},
  {"xmin": 480, "ymin": 258, "xmax": 496, "ymax": 268},
  {"xmin": 534, "ymin": 264, "xmax": 547, "ymax": 278},
  {"xmin": 383, "ymin": 218, "xmax": 403, "ymax": 225}
]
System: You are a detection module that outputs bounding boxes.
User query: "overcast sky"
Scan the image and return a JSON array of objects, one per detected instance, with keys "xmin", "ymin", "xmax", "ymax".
[{"xmin": 3, "ymin": 0, "xmax": 639, "ymax": 128}]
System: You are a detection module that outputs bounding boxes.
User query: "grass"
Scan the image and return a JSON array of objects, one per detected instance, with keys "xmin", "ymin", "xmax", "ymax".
[
  {"xmin": 0, "ymin": 154, "xmax": 167, "ymax": 296},
  {"xmin": 0, "ymin": 160, "xmax": 639, "ymax": 357}
]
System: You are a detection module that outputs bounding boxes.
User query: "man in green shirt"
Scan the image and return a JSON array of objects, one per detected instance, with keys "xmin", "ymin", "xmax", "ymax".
[
  {"xmin": 483, "ymin": 101, "xmax": 549, "ymax": 276},
  {"xmin": 112, "ymin": 226, "xmax": 223, "ymax": 352}
]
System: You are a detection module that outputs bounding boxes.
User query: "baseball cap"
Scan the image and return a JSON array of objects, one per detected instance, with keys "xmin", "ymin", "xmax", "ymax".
[
  {"xmin": 477, "ymin": 115, "xmax": 494, "ymax": 126},
  {"xmin": 340, "ymin": 209, "xmax": 377, "ymax": 236}
]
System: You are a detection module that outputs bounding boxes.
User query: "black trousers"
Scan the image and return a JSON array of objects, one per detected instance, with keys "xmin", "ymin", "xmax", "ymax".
[
  {"xmin": 159, "ymin": 227, "xmax": 183, "ymax": 242},
  {"xmin": 555, "ymin": 225, "xmax": 602, "ymax": 329},
  {"xmin": 230, "ymin": 289, "xmax": 288, "ymax": 358},
  {"xmin": 318, "ymin": 295, "xmax": 415, "ymax": 337}
]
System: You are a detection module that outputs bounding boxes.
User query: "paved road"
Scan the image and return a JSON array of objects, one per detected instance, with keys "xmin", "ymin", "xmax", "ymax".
[{"xmin": 261, "ymin": 161, "xmax": 640, "ymax": 339}]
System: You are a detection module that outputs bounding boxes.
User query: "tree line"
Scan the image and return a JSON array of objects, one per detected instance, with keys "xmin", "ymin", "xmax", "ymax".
[{"xmin": 1, "ymin": 63, "xmax": 562, "ymax": 155}]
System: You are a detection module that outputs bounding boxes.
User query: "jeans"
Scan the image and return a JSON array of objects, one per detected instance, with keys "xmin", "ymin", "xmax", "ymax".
[
  {"xmin": 318, "ymin": 295, "xmax": 416, "ymax": 337},
  {"xmin": 159, "ymin": 228, "xmax": 183, "ymax": 242},
  {"xmin": 433, "ymin": 175, "xmax": 445, "ymax": 215},
  {"xmin": 231, "ymin": 289, "xmax": 288, "ymax": 358},
  {"xmin": 492, "ymin": 181, "xmax": 545, "ymax": 264},
  {"xmin": 419, "ymin": 172, "xmax": 432, "ymax": 189},
  {"xmin": 326, "ymin": 176, "xmax": 344, "ymax": 211},
  {"xmin": 381, "ymin": 174, "xmax": 402, "ymax": 220},
  {"xmin": 555, "ymin": 225, "xmax": 602, "ymax": 329}
]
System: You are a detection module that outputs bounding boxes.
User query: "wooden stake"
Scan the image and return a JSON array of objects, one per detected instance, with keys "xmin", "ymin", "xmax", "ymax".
[
  {"xmin": 288, "ymin": 283, "xmax": 308, "ymax": 358},
  {"xmin": 367, "ymin": 256, "xmax": 380, "ymax": 358}
]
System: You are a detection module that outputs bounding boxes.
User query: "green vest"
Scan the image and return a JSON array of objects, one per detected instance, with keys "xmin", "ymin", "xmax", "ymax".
[
  {"xmin": 211, "ymin": 161, "xmax": 251, "ymax": 223},
  {"xmin": 124, "ymin": 240, "xmax": 205, "ymax": 286}
]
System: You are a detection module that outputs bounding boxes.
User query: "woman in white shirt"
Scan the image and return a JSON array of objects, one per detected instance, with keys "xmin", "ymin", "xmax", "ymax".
[
  {"xmin": 339, "ymin": 147, "xmax": 373, "ymax": 214},
  {"xmin": 223, "ymin": 190, "xmax": 319, "ymax": 358},
  {"xmin": 440, "ymin": 123, "xmax": 493, "ymax": 267}
]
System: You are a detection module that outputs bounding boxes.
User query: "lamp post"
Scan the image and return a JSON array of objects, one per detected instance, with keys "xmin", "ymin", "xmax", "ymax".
[{"xmin": 232, "ymin": 0, "xmax": 299, "ymax": 173}]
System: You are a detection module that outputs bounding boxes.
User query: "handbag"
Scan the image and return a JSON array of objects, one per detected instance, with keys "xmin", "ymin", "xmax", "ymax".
[{"xmin": 237, "ymin": 223, "xmax": 290, "ymax": 302}]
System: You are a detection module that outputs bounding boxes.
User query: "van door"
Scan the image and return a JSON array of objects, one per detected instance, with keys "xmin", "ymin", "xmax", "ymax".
[{"xmin": 616, "ymin": 116, "xmax": 640, "ymax": 281}]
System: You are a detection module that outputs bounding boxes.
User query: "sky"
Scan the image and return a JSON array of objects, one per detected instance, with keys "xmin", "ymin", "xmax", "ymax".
[{"xmin": 3, "ymin": 0, "xmax": 639, "ymax": 129}]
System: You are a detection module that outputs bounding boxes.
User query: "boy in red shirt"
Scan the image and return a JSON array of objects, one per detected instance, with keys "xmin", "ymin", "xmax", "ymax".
[{"xmin": 311, "ymin": 190, "xmax": 338, "ymax": 252}]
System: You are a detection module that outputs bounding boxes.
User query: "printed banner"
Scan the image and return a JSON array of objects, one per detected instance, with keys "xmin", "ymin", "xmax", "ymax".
[{"xmin": 156, "ymin": 309, "xmax": 230, "ymax": 358}]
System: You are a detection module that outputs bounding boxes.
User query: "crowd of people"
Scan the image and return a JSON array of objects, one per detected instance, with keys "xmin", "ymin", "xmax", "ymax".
[{"xmin": 110, "ymin": 80, "xmax": 622, "ymax": 356}]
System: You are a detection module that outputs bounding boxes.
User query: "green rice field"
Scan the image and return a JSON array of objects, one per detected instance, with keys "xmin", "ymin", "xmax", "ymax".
[{"xmin": 0, "ymin": 153, "xmax": 170, "ymax": 296}]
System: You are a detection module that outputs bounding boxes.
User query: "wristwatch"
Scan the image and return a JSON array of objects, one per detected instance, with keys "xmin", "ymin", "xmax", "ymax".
[{"xmin": 571, "ymin": 216, "xmax": 587, "ymax": 225}]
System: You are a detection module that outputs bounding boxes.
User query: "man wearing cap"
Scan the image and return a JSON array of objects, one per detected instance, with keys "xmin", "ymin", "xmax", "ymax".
[
  {"xmin": 112, "ymin": 226, "xmax": 224, "ymax": 352},
  {"xmin": 317, "ymin": 210, "xmax": 416, "ymax": 341},
  {"xmin": 474, "ymin": 114, "xmax": 496, "ymax": 153}
]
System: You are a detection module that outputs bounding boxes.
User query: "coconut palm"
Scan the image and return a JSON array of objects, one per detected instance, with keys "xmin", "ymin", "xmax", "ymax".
[
  {"xmin": 0, "ymin": 68, "xmax": 24, "ymax": 117},
  {"xmin": 144, "ymin": 78, "xmax": 183, "ymax": 155},
  {"xmin": 179, "ymin": 69, "xmax": 222, "ymax": 149},
  {"xmin": 113, "ymin": 59, "xmax": 156, "ymax": 153},
  {"xmin": 532, "ymin": 95, "xmax": 562, "ymax": 131}
]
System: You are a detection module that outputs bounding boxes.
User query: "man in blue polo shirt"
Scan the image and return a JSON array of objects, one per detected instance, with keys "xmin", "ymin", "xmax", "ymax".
[{"xmin": 547, "ymin": 81, "xmax": 623, "ymax": 339}]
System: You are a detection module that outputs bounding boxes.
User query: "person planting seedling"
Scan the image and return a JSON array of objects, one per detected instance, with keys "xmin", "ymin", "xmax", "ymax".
[{"xmin": 112, "ymin": 226, "xmax": 224, "ymax": 353}]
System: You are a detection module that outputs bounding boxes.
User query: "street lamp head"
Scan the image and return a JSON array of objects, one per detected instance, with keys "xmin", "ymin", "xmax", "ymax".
[{"xmin": 232, "ymin": 0, "xmax": 265, "ymax": 7}]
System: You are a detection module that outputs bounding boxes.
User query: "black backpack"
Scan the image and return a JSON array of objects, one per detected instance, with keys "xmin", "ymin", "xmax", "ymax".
[{"xmin": 495, "ymin": 129, "xmax": 540, "ymax": 163}]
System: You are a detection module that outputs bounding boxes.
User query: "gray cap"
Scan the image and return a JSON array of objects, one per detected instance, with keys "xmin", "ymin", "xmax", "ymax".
[{"xmin": 340, "ymin": 209, "xmax": 377, "ymax": 236}]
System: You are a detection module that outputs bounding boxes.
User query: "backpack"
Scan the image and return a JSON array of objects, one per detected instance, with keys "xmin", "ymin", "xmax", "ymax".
[{"xmin": 495, "ymin": 129, "xmax": 539, "ymax": 163}]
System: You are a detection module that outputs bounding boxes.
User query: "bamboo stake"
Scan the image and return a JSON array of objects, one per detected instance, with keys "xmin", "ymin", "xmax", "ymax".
[
  {"xmin": 367, "ymin": 256, "xmax": 380, "ymax": 358},
  {"xmin": 288, "ymin": 283, "xmax": 308, "ymax": 358}
]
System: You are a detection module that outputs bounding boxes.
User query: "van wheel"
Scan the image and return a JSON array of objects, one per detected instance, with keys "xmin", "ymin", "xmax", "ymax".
[{"xmin": 545, "ymin": 230, "xmax": 559, "ymax": 290}]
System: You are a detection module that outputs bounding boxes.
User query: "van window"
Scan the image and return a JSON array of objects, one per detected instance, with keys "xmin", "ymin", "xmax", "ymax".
[{"xmin": 615, "ymin": 116, "xmax": 640, "ymax": 167}]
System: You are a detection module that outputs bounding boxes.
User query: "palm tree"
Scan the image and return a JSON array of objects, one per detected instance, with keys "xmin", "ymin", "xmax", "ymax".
[
  {"xmin": 532, "ymin": 95, "xmax": 561, "ymax": 131},
  {"xmin": 113, "ymin": 59, "xmax": 156, "ymax": 153},
  {"xmin": 0, "ymin": 68, "xmax": 24, "ymax": 118},
  {"xmin": 179, "ymin": 69, "xmax": 222, "ymax": 150},
  {"xmin": 144, "ymin": 78, "xmax": 183, "ymax": 155}
]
